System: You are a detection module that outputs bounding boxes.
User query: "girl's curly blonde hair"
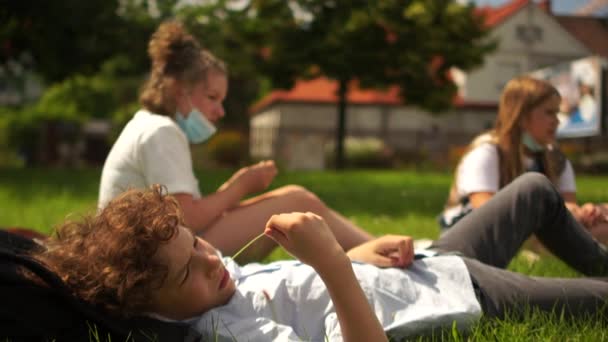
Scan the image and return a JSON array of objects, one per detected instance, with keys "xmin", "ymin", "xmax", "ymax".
[{"xmin": 140, "ymin": 20, "xmax": 227, "ymax": 116}]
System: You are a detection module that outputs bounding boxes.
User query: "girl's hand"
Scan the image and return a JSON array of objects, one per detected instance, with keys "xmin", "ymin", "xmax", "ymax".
[
  {"xmin": 347, "ymin": 235, "xmax": 414, "ymax": 268},
  {"xmin": 220, "ymin": 160, "xmax": 277, "ymax": 194},
  {"xmin": 579, "ymin": 203, "xmax": 607, "ymax": 228},
  {"xmin": 264, "ymin": 212, "xmax": 346, "ymax": 272}
]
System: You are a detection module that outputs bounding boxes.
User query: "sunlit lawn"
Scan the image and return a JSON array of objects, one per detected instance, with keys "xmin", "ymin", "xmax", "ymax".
[
  {"xmin": 0, "ymin": 167, "xmax": 452, "ymax": 242},
  {"xmin": 2, "ymin": 167, "xmax": 608, "ymax": 340}
]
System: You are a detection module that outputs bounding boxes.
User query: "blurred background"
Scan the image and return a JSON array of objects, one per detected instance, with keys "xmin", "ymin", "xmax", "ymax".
[{"xmin": 1, "ymin": 0, "xmax": 607, "ymax": 172}]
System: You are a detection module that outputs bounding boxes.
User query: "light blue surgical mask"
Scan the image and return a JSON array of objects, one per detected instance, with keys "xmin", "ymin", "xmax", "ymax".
[
  {"xmin": 175, "ymin": 101, "xmax": 217, "ymax": 144},
  {"xmin": 521, "ymin": 132, "xmax": 545, "ymax": 152}
]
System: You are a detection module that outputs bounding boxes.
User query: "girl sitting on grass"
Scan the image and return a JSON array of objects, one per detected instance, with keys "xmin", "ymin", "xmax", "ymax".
[
  {"xmin": 34, "ymin": 173, "xmax": 608, "ymax": 341},
  {"xmin": 98, "ymin": 20, "xmax": 373, "ymax": 263},
  {"xmin": 440, "ymin": 76, "xmax": 608, "ymax": 243}
]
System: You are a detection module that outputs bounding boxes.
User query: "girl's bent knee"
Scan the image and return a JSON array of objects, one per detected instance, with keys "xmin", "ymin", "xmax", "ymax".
[
  {"xmin": 514, "ymin": 173, "xmax": 560, "ymax": 207},
  {"xmin": 279, "ymin": 184, "xmax": 310, "ymax": 195},
  {"xmin": 517, "ymin": 173, "xmax": 554, "ymax": 192},
  {"xmin": 279, "ymin": 185, "xmax": 326, "ymax": 212}
]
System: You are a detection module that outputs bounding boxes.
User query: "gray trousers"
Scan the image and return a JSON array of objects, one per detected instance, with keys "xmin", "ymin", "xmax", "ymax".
[{"xmin": 429, "ymin": 172, "xmax": 608, "ymax": 319}]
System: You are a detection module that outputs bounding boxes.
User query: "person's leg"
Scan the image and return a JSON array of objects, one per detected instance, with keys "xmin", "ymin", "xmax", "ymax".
[
  {"xmin": 463, "ymin": 258, "xmax": 608, "ymax": 320},
  {"xmin": 590, "ymin": 222, "xmax": 608, "ymax": 245},
  {"xmin": 202, "ymin": 185, "xmax": 373, "ymax": 262},
  {"xmin": 430, "ymin": 173, "xmax": 608, "ymax": 276}
]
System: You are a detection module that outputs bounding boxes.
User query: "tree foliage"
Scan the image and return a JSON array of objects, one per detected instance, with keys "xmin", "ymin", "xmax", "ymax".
[
  {"xmin": 1, "ymin": 56, "xmax": 143, "ymax": 164},
  {"xmin": 245, "ymin": 0, "xmax": 495, "ymax": 109},
  {"xmin": 0, "ymin": 0, "xmax": 168, "ymax": 83},
  {"xmin": 225, "ymin": 0, "xmax": 496, "ymax": 167},
  {"xmin": 1, "ymin": 0, "xmax": 496, "ymax": 168}
]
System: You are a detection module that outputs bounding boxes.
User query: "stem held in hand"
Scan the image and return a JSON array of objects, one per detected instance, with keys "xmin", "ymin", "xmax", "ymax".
[{"xmin": 231, "ymin": 232, "xmax": 266, "ymax": 260}]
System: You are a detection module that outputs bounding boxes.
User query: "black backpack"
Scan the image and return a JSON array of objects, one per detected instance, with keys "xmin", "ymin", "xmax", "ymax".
[{"xmin": 0, "ymin": 229, "xmax": 202, "ymax": 342}]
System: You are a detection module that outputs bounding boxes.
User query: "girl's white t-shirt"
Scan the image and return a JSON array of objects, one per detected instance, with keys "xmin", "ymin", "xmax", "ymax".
[
  {"xmin": 441, "ymin": 143, "xmax": 575, "ymax": 227},
  {"xmin": 98, "ymin": 109, "xmax": 201, "ymax": 208},
  {"xmin": 456, "ymin": 143, "xmax": 576, "ymax": 198}
]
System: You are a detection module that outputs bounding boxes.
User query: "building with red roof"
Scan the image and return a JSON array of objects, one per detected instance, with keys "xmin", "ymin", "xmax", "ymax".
[{"xmin": 249, "ymin": 0, "xmax": 607, "ymax": 169}]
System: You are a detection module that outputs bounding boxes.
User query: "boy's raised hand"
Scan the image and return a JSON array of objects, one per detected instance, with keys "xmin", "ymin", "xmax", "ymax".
[
  {"xmin": 347, "ymin": 235, "xmax": 414, "ymax": 268},
  {"xmin": 267, "ymin": 213, "xmax": 389, "ymax": 342},
  {"xmin": 264, "ymin": 212, "xmax": 346, "ymax": 271}
]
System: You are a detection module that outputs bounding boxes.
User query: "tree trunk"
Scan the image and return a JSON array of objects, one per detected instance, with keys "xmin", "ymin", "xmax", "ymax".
[{"xmin": 335, "ymin": 78, "xmax": 348, "ymax": 169}]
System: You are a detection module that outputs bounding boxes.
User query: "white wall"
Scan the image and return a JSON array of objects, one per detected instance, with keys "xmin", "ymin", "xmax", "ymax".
[
  {"xmin": 463, "ymin": 3, "xmax": 589, "ymax": 103},
  {"xmin": 250, "ymin": 102, "xmax": 496, "ymax": 169},
  {"xmin": 250, "ymin": 109, "xmax": 280, "ymax": 159}
]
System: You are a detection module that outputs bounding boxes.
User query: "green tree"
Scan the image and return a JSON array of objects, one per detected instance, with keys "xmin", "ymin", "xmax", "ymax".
[
  {"xmin": 0, "ymin": 0, "xmax": 171, "ymax": 83},
  {"xmin": 235, "ymin": 0, "xmax": 496, "ymax": 169}
]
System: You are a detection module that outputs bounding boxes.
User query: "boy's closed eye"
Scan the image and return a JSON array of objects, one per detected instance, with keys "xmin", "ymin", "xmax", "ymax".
[{"xmin": 179, "ymin": 231, "xmax": 198, "ymax": 286}]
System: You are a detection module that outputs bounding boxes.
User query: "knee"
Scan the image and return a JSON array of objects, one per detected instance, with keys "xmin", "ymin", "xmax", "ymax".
[
  {"xmin": 515, "ymin": 172, "xmax": 554, "ymax": 193},
  {"xmin": 513, "ymin": 173, "xmax": 560, "ymax": 203},
  {"xmin": 279, "ymin": 185, "xmax": 328, "ymax": 213}
]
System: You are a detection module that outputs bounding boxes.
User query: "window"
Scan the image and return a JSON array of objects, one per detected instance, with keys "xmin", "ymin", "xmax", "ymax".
[{"xmin": 515, "ymin": 24, "xmax": 543, "ymax": 45}]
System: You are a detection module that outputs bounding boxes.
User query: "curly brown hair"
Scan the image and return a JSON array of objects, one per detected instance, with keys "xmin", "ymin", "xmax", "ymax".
[
  {"xmin": 32, "ymin": 185, "xmax": 183, "ymax": 317},
  {"xmin": 140, "ymin": 20, "xmax": 227, "ymax": 116}
]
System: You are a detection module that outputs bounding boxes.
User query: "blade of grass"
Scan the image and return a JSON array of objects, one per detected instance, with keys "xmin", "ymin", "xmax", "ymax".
[{"xmin": 231, "ymin": 232, "xmax": 266, "ymax": 260}]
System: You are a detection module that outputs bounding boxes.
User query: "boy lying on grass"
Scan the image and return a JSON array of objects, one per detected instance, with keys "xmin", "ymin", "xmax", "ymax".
[{"xmin": 32, "ymin": 173, "xmax": 608, "ymax": 341}]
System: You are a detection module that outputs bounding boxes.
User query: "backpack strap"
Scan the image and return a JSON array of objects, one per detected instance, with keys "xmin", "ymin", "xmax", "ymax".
[
  {"xmin": 0, "ymin": 246, "xmax": 92, "ymax": 339},
  {"xmin": 0, "ymin": 229, "xmax": 41, "ymax": 253}
]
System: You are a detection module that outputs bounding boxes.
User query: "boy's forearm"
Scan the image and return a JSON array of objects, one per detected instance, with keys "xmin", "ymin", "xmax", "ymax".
[{"xmin": 317, "ymin": 255, "xmax": 388, "ymax": 342}]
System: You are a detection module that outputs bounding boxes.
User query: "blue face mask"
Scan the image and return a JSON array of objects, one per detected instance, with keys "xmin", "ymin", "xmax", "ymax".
[
  {"xmin": 175, "ymin": 102, "xmax": 217, "ymax": 144},
  {"xmin": 521, "ymin": 132, "xmax": 545, "ymax": 152}
]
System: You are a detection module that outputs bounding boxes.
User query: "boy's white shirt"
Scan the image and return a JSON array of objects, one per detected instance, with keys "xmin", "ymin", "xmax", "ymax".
[
  {"xmin": 98, "ymin": 109, "xmax": 201, "ymax": 208},
  {"xmin": 188, "ymin": 254, "xmax": 481, "ymax": 341}
]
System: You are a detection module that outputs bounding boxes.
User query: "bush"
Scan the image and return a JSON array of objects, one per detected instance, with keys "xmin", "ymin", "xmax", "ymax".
[
  {"xmin": 1, "ymin": 56, "xmax": 143, "ymax": 166},
  {"xmin": 30, "ymin": 57, "xmax": 141, "ymax": 122},
  {"xmin": 392, "ymin": 148, "xmax": 433, "ymax": 170},
  {"xmin": 576, "ymin": 152, "xmax": 608, "ymax": 174},
  {"xmin": 204, "ymin": 130, "xmax": 249, "ymax": 167},
  {"xmin": 326, "ymin": 136, "xmax": 394, "ymax": 169},
  {"xmin": 0, "ymin": 106, "xmax": 39, "ymax": 166},
  {"xmin": 110, "ymin": 101, "xmax": 140, "ymax": 140},
  {"xmin": 0, "ymin": 112, "xmax": 24, "ymax": 167}
]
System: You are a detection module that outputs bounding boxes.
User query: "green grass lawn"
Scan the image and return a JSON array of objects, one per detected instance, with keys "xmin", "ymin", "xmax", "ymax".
[{"xmin": 1, "ymin": 167, "xmax": 608, "ymax": 341}]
